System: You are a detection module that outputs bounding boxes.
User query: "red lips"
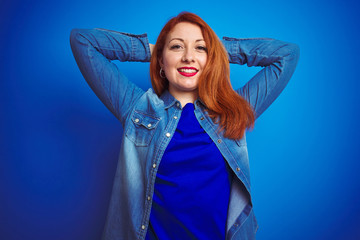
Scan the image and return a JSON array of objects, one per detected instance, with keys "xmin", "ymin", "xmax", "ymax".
[{"xmin": 177, "ymin": 67, "xmax": 198, "ymax": 77}]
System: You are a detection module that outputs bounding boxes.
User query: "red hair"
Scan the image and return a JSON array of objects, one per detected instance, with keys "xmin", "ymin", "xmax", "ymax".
[{"xmin": 150, "ymin": 12, "xmax": 254, "ymax": 139}]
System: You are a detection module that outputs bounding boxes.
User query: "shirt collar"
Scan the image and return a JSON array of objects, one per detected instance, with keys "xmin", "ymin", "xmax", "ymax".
[
  {"xmin": 160, "ymin": 90, "xmax": 178, "ymax": 109},
  {"xmin": 159, "ymin": 89, "xmax": 207, "ymax": 110}
]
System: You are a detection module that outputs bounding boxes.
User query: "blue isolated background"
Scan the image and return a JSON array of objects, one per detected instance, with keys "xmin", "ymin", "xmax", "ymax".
[{"xmin": 1, "ymin": 0, "xmax": 360, "ymax": 239}]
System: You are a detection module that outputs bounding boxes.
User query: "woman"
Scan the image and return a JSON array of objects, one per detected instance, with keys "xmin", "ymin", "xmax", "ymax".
[{"xmin": 70, "ymin": 12, "xmax": 299, "ymax": 240}]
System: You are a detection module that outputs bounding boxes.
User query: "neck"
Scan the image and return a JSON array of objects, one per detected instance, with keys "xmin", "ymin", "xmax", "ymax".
[{"xmin": 169, "ymin": 88, "xmax": 197, "ymax": 108}]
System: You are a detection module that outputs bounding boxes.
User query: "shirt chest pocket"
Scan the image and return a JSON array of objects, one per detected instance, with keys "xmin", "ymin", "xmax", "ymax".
[{"xmin": 125, "ymin": 111, "xmax": 161, "ymax": 147}]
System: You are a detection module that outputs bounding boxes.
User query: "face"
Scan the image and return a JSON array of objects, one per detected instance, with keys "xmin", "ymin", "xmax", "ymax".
[{"xmin": 160, "ymin": 22, "xmax": 207, "ymax": 99}]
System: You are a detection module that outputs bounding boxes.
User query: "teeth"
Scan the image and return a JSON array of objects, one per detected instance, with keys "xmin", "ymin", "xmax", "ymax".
[{"xmin": 179, "ymin": 68, "xmax": 197, "ymax": 73}]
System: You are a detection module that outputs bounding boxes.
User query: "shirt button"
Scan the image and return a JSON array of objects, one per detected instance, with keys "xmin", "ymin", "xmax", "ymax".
[
  {"xmin": 236, "ymin": 167, "xmax": 240, "ymax": 172},
  {"xmin": 152, "ymin": 163, "xmax": 156, "ymax": 168},
  {"xmin": 217, "ymin": 139, "xmax": 222, "ymax": 143},
  {"xmin": 147, "ymin": 196, "xmax": 151, "ymax": 201},
  {"xmin": 173, "ymin": 116, "xmax": 178, "ymax": 119},
  {"xmin": 176, "ymin": 102, "xmax": 180, "ymax": 107},
  {"xmin": 200, "ymin": 117, "xmax": 204, "ymax": 120},
  {"xmin": 147, "ymin": 123, "xmax": 152, "ymax": 128},
  {"xmin": 166, "ymin": 132, "xmax": 171, "ymax": 137},
  {"xmin": 134, "ymin": 118, "xmax": 140, "ymax": 123},
  {"xmin": 141, "ymin": 225, "xmax": 145, "ymax": 230}
]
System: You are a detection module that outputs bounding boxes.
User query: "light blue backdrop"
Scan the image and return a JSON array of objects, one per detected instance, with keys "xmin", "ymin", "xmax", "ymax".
[{"xmin": 1, "ymin": 0, "xmax": 360, "ymax": 239}]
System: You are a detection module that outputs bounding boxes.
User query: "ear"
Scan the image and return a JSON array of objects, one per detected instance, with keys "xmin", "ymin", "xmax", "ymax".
[{"xmin": 159, "ymin": 57, "xmax": 164, "ymax": 68}]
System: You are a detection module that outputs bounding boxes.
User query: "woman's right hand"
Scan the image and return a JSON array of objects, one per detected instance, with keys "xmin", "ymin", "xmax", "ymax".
[{"xmin": 149, "ymin": 43, "xmax": 155, "ymax": 55}]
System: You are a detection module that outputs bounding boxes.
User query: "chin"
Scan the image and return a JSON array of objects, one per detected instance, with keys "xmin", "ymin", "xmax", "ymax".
[{"xmin": 180, "ymin": 82, "xmax": 199, "ymax": 90}]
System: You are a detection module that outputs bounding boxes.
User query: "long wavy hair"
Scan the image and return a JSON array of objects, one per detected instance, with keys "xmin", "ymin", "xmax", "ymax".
[{"xmin": 150, "ymin": 12, "xmax": 255, "ymax": 139}]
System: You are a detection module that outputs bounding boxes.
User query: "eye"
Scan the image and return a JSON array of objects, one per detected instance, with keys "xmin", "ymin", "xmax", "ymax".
[
  {"xmin": 170, "ymin": 44, "xmax": 182, "ymax": 50},
  {"xmin": 196, "ymin": 46, "xmax": 207, "ymax": 52}
]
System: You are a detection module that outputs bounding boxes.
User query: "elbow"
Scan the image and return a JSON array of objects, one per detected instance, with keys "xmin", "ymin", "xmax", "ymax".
[
  {"xmin": 70, "ymin": 28, "xmax": 92, "ymax": 47},
  {"xmin": 69, "ymin": 28, "xmax": 82, "ymax": 47},
  {"xmin": 69, "ymin": 28, "xmax": 93, "ymax": 56},
  {"xmin": 287, "ymin": 42, "xmax": 300, "ymax": 65},
  {"xmin": 282, "ymin": 43, "xmax": 300, "ymax": 82}
]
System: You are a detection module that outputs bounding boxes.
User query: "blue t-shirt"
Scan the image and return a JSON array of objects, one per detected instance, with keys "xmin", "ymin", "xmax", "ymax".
[{"xmin": 146, "ymin": 103, "xmax": 232, "ymax": 240}]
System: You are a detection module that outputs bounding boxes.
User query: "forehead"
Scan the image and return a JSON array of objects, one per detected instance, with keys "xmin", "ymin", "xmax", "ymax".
[{"xmin": 166, "ymin": 22, "xmax": 204, "ymax": 42}]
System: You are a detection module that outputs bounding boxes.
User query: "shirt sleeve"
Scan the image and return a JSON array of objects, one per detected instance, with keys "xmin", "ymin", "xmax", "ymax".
[
  {"xmin": 222, "ymin": 37, "xmax": 300, "ymax": 119},
  {"xmin": 70, "ymin": 28, "xmax": 151, "ymax": 124}
]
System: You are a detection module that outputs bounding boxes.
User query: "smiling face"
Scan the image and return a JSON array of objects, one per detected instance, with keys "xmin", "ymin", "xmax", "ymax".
[{"xmin": 160, "ymin": 22, "xmax": 208, "ymax": 103}]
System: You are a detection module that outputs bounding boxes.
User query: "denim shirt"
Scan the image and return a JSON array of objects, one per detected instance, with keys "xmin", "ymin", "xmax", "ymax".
[{"xmin": 70, "ymin": 28, "xmax": 299, "ymax": 240}]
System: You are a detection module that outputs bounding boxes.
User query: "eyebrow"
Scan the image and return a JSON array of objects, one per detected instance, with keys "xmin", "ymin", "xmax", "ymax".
[{"xmin": 168, "ymin": 38, "xmax": 205, "ymax": 43}]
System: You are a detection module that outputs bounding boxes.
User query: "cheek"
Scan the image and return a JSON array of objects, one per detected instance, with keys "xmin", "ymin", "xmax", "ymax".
[
  {"xmin": 163, "ymin": 55, "xmax": 181, "ymax": 71},
  {"xmin": 200, "ymin": 56, "xmax": 208, "ymax": 68},
  {"xmin": 162, "ymin": 54, "xmax": 175, "ymax": 68}
]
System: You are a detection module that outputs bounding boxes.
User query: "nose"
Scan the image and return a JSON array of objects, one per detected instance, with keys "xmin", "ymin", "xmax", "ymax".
[{"xmin": 182, "ymin": 48, "xmax": 195, "ymax": 62}]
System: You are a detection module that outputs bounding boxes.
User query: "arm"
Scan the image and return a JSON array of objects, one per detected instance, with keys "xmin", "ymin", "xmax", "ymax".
[
  {"xmin": 222, "ymin": 37, "xmax": 300, "ymax": 119},
  {"xmin": 70, "ymin": 28, "xmax": 151, "ymax": 124}
]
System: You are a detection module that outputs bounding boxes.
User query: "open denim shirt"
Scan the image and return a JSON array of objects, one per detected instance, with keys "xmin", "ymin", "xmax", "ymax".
[{"xmin": 70, "ymin": 28, "xmax": 299, "ymax": 240}]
